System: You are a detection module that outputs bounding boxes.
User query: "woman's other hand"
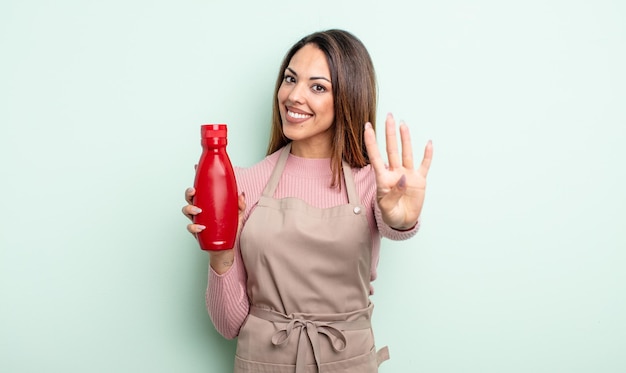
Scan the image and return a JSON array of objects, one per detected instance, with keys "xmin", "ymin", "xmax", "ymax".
[
  {"xmin": 182, "ymin": 187, "xmax": 206, "ymax": 236},
  {"xmin": 182, "ymin": 185, "xmax": 246, "ymax": 274},
  {"xmin": 182, "ymin": 187, "xmax": 247, "ymax": 237},
  {"xmin": 364, "ymin": 113, "xmax": 433, "ymax": 230}
]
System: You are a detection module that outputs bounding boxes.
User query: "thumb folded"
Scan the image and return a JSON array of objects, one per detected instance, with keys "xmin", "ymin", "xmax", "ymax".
[{"xmin": 380, "ymin": 174, "xmax": 406, "ymax": 207}]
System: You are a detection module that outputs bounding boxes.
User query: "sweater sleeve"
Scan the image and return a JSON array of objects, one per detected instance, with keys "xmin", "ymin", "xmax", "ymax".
[
  {"xmin": 205, "ymin": 240, "xmax": 249, "ymax": 339},
  {"xmin": 374, "ymin": 200, "xmax": 420, "ymax": 241}
]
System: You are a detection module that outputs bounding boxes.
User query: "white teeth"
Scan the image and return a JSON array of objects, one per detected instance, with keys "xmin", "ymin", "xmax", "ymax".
[{"xmin": 288, "ymin": 110, "xmax": 311, "ymax": 119}]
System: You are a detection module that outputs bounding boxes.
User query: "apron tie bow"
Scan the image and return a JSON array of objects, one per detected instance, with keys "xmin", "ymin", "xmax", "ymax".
[
  {"xmin": 251, "ymin": 306, "xmax": 371, "ymax": 373},
  {"xmin": 271, "ymin": 318, "xmax": 348, "ymax": 373}
]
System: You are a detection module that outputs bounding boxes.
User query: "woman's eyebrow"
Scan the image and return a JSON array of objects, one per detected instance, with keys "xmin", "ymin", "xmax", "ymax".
[{"xmin": 286, "ymin": 67, "xmax": 331, "ymax": 83}]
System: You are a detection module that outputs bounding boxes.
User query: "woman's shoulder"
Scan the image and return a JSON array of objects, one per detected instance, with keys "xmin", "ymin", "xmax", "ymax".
[
  {"xmin": 235, "ymin": 148, "xmax": 282, "ymax": 175},
  {"xmin": 233, "ymin": 147, "xmax": 284, "ymax": 190}
]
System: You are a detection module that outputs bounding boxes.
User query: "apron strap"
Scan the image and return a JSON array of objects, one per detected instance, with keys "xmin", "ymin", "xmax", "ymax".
[
  {"xmin": 262, "ymin": 143, "xmax": 292, "ymax": 197},
  {"xmin": 377, "ymin": 346, "xmax": 390, "ymax": 366},
  {"xmin": 341, "ymin": 160, "xmax": 360, "ymax": 206}
]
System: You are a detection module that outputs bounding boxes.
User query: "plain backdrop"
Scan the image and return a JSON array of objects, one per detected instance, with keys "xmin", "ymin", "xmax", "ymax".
[{"xmin": 1, "ymin": 0, "xmax": 624, "ymax": 372}]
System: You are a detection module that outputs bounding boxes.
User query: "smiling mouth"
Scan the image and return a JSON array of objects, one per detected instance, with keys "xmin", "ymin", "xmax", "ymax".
[{"xmin": 287, "ymin": 110, "xmax": 312, "ymax": 120}]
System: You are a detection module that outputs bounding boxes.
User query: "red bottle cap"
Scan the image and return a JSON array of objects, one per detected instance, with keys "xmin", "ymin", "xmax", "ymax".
[{"xmin": 201, "ymin": 124, "xmax": 227, "ymax": 138}]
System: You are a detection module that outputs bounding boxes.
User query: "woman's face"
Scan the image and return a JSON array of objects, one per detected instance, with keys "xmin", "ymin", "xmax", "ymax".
[{"xmin": 277, "ymin": 43, "xmax": 335, "ymax": 157}]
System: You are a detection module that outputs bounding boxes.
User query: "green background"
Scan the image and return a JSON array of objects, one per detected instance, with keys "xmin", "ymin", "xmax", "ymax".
[{"xmin": 1, "ymin": 0, "xmax": 624, "ymax": 372}]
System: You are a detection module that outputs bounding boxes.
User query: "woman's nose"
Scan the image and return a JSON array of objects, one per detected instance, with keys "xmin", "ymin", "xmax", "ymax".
[{"xmin": 287, "ymin": 83, "xmax": 306, "ymax": 104}]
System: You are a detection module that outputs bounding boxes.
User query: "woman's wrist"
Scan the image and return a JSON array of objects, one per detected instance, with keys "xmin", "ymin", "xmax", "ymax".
[{"xmin": 209, "ymin": 249, "xmax": 235, "ymax": 275}]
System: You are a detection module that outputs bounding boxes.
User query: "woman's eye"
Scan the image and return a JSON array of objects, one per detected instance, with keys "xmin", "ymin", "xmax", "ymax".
[
  {"xmin": 312, "ymin": 84, "xmax": 326, "ymax": 93},
  {"xmin": 284, "ymin": 75, "xmax": 296, "ymax": 83}
]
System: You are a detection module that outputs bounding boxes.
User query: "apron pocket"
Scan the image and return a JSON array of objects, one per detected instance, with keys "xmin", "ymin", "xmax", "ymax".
[
  {"xmin": 319, "ymin": 346, "xmax": 379, "ymax": 372},
  {"xmin": 234, "ymin": 356, "xmax": 295, "ymax": 373},
  {"xmin": 234, "ymin": 347, "xmax": 380, "ymax": 373}
]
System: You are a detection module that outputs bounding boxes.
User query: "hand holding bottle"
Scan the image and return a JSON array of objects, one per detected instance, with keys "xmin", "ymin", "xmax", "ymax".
[
  {"xmin": 182, "ymin": 186, "xmax": 246, "ymax": 274},
  {"xmin": 182, "ymin": 186, "xmax": 246, "ymax": 236}
]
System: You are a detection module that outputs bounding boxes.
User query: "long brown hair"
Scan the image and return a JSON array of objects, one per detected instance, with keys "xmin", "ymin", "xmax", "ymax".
[{"xmin": 267, "ymin": 29, "xmax": 377, "ymax": 188}]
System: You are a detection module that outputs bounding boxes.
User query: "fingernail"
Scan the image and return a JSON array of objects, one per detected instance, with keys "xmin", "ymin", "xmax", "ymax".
[
  {"xmin": 197, "ymin": 225, "xmax": 206, "ymax": 230},
  {"xmin": 186, "ymin": 187, "xmax": 193, "ymax": 193},
  {"xmin": 365, "ymin": 122, "xmax": 372, "ymax": 130},
  {"xmin": 192, "ymin": 207, "xmax": 202, "ymax": 214}
]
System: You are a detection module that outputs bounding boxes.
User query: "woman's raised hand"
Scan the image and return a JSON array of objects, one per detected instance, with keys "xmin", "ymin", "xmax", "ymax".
[{"xmin": 364, "ymin": 113, "xmax": 433, "ymax": 230}]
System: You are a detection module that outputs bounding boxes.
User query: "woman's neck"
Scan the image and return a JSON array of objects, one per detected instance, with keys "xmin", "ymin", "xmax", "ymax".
[{"xmin": 290, "ymin": 140, "xmax": 332, "ymax": 159}]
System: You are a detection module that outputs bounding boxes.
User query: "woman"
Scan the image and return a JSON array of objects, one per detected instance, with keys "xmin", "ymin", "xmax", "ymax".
[{"xmin": 182, "ymin": 29, "xmax": 433, "ymax": 372}]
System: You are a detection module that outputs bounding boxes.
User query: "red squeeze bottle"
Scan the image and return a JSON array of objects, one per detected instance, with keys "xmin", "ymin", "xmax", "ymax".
[{"xmin": 193, "ymin": 124, "xmax": 238, "ymax": 251}]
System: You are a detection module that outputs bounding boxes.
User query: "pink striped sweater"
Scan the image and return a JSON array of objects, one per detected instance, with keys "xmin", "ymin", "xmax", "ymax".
[{"xmin": 205, "ymin": 147, "xmax": 419, "ymax": 339}]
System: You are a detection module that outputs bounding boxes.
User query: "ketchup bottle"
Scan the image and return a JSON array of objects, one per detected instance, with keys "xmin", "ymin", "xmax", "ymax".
[{"xmin": 193, "ymin": 124, "xmax": 238, "ymax": 251}]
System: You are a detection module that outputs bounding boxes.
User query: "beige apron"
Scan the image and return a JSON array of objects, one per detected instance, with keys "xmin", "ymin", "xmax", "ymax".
[{"xmin": 235, "ymin": 144, "xmax": 389, "ymax": 373}]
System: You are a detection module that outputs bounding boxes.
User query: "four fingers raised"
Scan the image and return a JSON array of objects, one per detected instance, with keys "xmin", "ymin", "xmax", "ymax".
[{"xmin": 364, "ymin": 113, "xmax": 433, "ymax": 177}]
